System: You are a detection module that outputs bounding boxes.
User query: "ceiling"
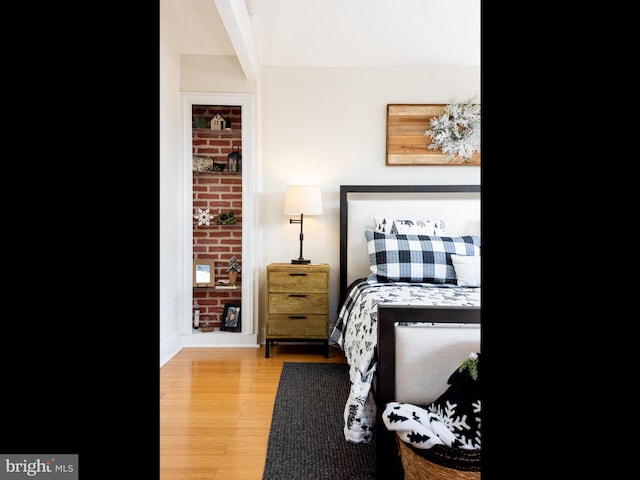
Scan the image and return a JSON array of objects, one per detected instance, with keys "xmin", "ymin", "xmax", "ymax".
[{"xmin": 162, "ymin": 0, "xmax": 480, "ymax": 77}]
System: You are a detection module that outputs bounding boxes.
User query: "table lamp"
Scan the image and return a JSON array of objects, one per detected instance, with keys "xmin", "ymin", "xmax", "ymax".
[{"xmin": 283, "ymin": 185, "xmax": 323, "ymax": 264}]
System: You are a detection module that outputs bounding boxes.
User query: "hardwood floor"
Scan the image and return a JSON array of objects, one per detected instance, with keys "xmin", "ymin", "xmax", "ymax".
[{"xmin": 160, "ymin": 344, "xmax": 346, "ymax": 480}]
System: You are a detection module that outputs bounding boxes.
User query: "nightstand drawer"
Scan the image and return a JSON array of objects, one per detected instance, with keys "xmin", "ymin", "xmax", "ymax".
[
  {"xmin": 268, "ymin": 271, "xmax": 328, "ymax": 293},
  {"xmin": 268, "ymin": 293, "xmax": 328, "ymax": 314},
  {"xmin": 266, "ymin": 315, "xmax": 328, "ymax": 337}
]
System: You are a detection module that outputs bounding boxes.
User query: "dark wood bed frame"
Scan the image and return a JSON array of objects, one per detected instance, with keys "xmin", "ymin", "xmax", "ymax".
[{"xmin": 338, "ymin": 184, "xmax": 481, "ymax": 479}]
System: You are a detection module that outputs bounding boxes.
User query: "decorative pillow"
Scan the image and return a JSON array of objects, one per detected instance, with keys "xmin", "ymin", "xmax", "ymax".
[
  {"xmin": 450, "ymin": 254, "xmax": 481, "ymax": 287},
  {"xmin": 365, "ymin": 229, "xmax": 480, "ymax": 284},
  {"xmin": 373, "ymin": 217, "xmax": 448, "ymax": 236}
]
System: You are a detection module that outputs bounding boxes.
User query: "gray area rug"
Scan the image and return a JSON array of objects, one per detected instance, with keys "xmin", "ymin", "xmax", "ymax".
[{"xmin": 262, "ymin": 362, "xmax": 377, "ymax": 480}]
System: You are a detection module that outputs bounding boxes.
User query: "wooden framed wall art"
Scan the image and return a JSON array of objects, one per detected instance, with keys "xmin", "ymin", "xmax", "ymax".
[{"xmin": 386, "ymin": 104, "xmax": 481, "ymax": 166}]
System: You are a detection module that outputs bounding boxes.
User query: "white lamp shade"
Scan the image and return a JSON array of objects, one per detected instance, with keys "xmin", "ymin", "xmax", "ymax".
[{"xmin": 283, "ymin": 186, "xmax": 323, "ymax": 215}]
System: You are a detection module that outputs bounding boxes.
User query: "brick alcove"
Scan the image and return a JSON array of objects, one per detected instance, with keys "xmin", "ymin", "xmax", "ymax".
[{"xmin": 192, "ymin": 105, "xmax": 242, "ymax": 331}]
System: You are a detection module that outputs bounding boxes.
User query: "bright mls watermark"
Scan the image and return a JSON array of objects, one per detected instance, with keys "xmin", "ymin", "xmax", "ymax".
[{"xmin": 0, "ymin": 455, "xmax": 77, "ymax": 480}]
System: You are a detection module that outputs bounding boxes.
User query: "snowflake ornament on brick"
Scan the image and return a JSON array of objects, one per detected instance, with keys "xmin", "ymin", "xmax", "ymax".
[{"xmin": 194, "ymin": 208, "xmax": 214, "ymax": 226}]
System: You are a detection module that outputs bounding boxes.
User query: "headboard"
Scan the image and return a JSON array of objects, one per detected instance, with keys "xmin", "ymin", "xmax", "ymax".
[{"xmin": 339, "ymin": 184, "xmax": 481, "ymax": 303}]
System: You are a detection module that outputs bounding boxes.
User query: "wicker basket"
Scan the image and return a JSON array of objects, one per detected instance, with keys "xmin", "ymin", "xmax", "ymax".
[{"xmin": 396, "ymin": 437, "xmax": 480, "ymax": 480}]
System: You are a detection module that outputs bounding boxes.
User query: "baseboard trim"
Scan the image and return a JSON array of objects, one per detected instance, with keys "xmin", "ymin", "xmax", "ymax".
[{"xmin": 181, "ymin": 332, "xmax": 259, "ymax": 348}]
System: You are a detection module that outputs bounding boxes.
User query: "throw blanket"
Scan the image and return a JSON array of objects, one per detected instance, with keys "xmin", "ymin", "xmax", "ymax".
[
  {"xmin": 382, "ymin": 352, "xmax": 481, "ymax": 451},
  {"xmin": 329, "ymin": 279, "xmax": 480, "ymax": 444},
  {"xmin": 382, "ymin": 402, "xmax": 480, "ymax": 450}
]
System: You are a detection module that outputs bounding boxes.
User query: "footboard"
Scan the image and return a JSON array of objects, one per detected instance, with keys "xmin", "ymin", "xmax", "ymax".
[{"xmin": 375, "ymin": 304, "xmax": 481, "ymax": 479}]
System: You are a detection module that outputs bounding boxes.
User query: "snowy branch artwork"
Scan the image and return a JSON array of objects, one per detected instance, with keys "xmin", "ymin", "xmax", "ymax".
[
  {"xmin": 386, "ymin": 102, "xmax": 481, "ymax": 166},
  {"xmin": 424, "ymin": 97, "xmax": 481, "ymax": 162}
]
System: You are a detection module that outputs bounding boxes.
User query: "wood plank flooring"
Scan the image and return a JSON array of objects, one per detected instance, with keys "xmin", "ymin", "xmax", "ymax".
[{"xmin": 160, "ymin": 344, "xmax": 346, "ymax": 480}]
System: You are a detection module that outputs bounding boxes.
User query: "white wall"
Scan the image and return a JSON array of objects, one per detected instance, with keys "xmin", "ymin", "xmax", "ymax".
[
  {"xmin": 159, "ymin": 53, "xmax": 480, "ymax": 364},
  {"xmin": 258, "ymin": 66, "xmax": 480, "ymax": 337},
  {"xmin": 159, "ymin": 10, "xmax": 186, "ymax": 365},
  {"xmin": 180, "ymin": 55, "xmax": 256, "ymax": 92}
]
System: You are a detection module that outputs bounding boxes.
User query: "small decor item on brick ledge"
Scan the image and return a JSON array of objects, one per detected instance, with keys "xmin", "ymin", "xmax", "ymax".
[
  {"xmin": 194, "ymin": 115, "xmax": 208, "ymax": 128},
  {"xmin": 221, "ymin": 304, "xmax": 241, "ymax": 332},
  {"xmin": 210, "ymin": 113, "xmax": 226, "ymax": 130},
  {"xmin": 193, "ymin": 155, "xmax": 212, "ymax": 172},
  {"xmin": 200, "ymin": 322, "xmax": 214, "ymax": 333},
  {"xmin": 193, "ymin": 307, "xmax": 200, "ymax": 329},
  {"xmin": 228, "ymin": 145, "xmax": 242, "ymax": 172},
  {"xmin": 227, "ymin": 255, "xmax": 241, "ymax": 286},
  {"xmin": 194, "ymin": 208, "xmax": 215, "ymax": 226},
  {"xmin": 215, "ymin": 210, "xmax": 237, "ymax": 225}
]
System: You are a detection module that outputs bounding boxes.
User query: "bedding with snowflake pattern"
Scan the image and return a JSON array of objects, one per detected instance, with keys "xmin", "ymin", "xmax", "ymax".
[{"xmin": 382, "ymin": 352, "xmax": 481, "ymax": 451}]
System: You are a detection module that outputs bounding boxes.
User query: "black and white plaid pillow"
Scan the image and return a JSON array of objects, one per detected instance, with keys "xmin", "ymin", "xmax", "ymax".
[{"xmin": 365, "ymin": 229, "xmax": 480, "ymax": 284}]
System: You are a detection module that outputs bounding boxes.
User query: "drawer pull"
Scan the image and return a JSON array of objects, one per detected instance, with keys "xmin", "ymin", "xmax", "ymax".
[
  {"xmin": 289, "ymin": 294, "xmax": 307, "ymax": 297},
  {"xmin": 289, "ymin": 273, "xmax": 307, "ymax": 276},
  {"xmin": 288, "ymin": 315, "xmax": 307, "ymax": 319}
]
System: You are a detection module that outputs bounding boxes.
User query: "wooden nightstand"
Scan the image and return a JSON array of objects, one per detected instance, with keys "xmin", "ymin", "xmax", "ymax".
[{"xmin": 265, "ymin": 263, "xmax": 330, "ymax": 358}]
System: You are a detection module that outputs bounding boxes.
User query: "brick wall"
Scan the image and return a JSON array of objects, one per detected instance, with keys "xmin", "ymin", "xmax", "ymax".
[{"xmin": 192, "ymin": 105, "xmax": 242, "ymax": 329}]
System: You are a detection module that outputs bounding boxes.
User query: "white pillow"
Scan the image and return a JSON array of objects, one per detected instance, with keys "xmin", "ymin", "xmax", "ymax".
[
  {"xmin": 373, "ymin": 217, "xmax": 448, "ymax": 235},
  {"xmin": 450, "ymin": 254, "xmax": 481, "ymax": 287}
]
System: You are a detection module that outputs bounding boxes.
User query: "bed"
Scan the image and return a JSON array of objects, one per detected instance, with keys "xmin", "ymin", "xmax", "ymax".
[{"xmin": 328, "ymin": 184, "xmax": 481, "ymax": 478}]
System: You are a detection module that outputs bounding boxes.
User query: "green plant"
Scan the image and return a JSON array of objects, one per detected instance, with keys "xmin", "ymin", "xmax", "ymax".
[
  {"xmin": 228, "ymin": 255, "xmax": 241, "ymax": 273},
  {"xmin": 458, "ymin": 352, "xmax": 479, "ymax": 381},
  {"xmin": 215, "ymin": 209, "xmax": 237, "ymax": 225}
]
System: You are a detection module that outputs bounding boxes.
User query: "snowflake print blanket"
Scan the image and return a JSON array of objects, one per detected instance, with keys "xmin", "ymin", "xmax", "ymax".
[
  {"xmin": 382, "ymin": 402, "xmax": 480, "ymax": 450},
  {"xmin": 382, "ymin": 353, "xmax": 481, "ymax": 451}
]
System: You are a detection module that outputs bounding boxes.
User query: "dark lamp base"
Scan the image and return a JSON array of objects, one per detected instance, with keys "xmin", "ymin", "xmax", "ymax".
[{"xmin": 291, "ymin": 258, "xmax": 311, "ymax": 264}]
